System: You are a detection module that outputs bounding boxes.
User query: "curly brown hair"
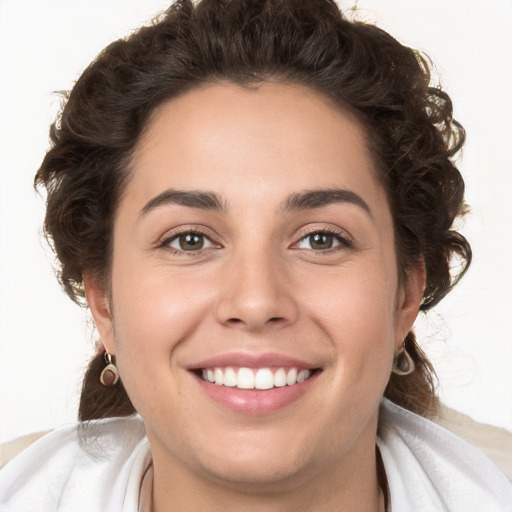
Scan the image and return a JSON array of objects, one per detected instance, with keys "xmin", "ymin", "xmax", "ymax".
[{"xmin": 35, "ymin": 0, "xmax": 470, "ymax": 421}]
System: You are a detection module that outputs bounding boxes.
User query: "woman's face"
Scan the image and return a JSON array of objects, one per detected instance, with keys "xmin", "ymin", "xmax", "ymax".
[{"xmin": 87, "ymin": 83, "xmax": 423, "ymax": 488}]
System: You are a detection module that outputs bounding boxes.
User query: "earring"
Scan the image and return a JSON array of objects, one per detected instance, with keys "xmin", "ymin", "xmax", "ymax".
[
  {"xmin": 99, "ymin": 350, "xmax": 120, "ymax": 386},
  {"xmin": 392, "ymin": 345, "xmax": 415, "ymax": 376}
]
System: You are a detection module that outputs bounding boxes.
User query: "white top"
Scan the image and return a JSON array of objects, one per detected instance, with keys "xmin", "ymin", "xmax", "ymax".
[
  {"xmin": 377, "ymin": 400, "xmax": 512, "ymax": 511},
  {"xmin": 1, "ymin": 399, "xmax": 511, "ymax": 512}
]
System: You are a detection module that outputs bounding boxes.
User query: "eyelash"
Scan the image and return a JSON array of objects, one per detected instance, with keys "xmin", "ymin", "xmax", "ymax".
[{"xmin": 158, "ymin": 226, "xmax": 353, "ymax": 255}]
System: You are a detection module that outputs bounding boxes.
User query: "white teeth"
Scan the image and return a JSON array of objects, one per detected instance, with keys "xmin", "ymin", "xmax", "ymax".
[
  {"xmin": 214, "ymin": 368, "xmax": 224, "ymax": 385},
  {"xmin": 237, "ymin": 368, "xmax": 255, "ymax": 389},
  {"xmin": 297, "ymin": 369, "xmax": 311, "ymax": 383},
  {"xmin": 254, "ymin": 368, "xmax": 274, "ymax": 390},
  {"xmin": 286, "ymin": 368, "xmax": 297, "ymax": 386},
  {"xmin": 274, "ymin": 368, "xmax": 287, "ymax": 387},
  {"xmin": 200, "ymin": 366, "xmax": 314, "ymax": 389},
  {"xmin": 223, "ymin": 367, "xmax": 237, "ymax": 387}
]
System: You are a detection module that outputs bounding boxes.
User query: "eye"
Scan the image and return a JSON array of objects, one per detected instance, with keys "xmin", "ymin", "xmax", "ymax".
[
  {"xmin": 295, "ymin": 231, "xmax": 349, "ymax": 251},
  {"xmin": 166, "ymin": 232, "xmax": 215, "ymax": 252}
]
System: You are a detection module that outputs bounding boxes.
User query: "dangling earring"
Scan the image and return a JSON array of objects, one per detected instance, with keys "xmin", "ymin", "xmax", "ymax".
[
  {"xmin": 100, "ymin": 350, "xmax": 120, "ymax": 386},
  {"xmin": 392, "ymin": 344, "xmax": 415, "ymax": 376}
]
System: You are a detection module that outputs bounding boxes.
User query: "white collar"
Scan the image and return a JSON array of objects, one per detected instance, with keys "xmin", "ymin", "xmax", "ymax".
[{"xmin": 377, "ymin": 398, "xmax": 512, "ymax": 511}]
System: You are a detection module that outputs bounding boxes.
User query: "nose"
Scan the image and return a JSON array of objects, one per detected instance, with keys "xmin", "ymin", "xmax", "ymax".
[{"xmin": 215, "ymin": 249, "xmax": 299, "ymax": 332}]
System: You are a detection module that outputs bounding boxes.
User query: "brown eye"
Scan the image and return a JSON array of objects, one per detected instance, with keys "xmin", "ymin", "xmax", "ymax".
[
  {"xmin": 167, "ymin": 232, "xmax": 213, "ymax": 251},
  {"xmin": 180, "ymin": 233, "xmax": 204, "ymax": 250},
  {"xmin": 309, "ymin": 233, "xmax": 334, "ymax": 250},
  {"xmin": 295, "ymin": 231, "xmax": 347, "ymax": 251}
]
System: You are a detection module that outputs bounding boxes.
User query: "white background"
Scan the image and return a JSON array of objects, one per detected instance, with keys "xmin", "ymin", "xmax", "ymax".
[{"xmin": 0, "ymin": 0, "xmax": 511, "ymax": 443}]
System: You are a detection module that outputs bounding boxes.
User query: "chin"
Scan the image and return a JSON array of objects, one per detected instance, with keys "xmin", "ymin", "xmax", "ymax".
[
  {"xmin": 189, "ymin": 429, "xmax": 324, "ymax": 491},
  {"xmin": 201, "ymin": 455, "xmax": 313, "ymax": 492}
]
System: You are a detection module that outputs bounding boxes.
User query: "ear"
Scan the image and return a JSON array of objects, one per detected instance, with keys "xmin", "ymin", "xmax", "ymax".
[
  {"xmin": 83, "ymin": 272, "xmax": 116, "ymax": 354},
  {"xmin": 395, "ymin": 260, "xmax": 426, "ymax": 350}
]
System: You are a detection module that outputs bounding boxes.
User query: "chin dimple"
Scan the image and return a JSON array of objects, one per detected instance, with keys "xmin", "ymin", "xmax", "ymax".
[{"xmin": 200, "ymin": 367, "xmax": 313, "ymax": 389}]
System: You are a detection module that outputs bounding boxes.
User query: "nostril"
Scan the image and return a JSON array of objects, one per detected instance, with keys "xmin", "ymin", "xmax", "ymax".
[{"xmin": 225, "ymin": 316, "xmax": 285, "ymax": 328}]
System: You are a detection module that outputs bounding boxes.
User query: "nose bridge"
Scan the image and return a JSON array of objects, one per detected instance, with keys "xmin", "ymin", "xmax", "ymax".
[{"xmin": 215, "ymin": 238, "xmax": 297, "ymax": 330}]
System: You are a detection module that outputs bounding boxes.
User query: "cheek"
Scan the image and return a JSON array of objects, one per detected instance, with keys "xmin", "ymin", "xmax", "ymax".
[
  {"xmin": 301, "ymin": 261, "xmax": 397, "ymax": 376},
  {"xmin": 108, "ymin": 266, "xmax": 216, "ymax": 422},
  {"xmin": 305, "ymin": 262, "xmax": 397, "ymax": 334},
  {"xmin": 108, "ymin": 252, "xmax": 216, "ymax": 369}
]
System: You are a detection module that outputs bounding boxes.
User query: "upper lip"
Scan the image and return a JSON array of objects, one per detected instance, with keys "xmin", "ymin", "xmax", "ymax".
[{"xmin": 187, "ymin": 352, "xmax": 320, "ymax": 370}]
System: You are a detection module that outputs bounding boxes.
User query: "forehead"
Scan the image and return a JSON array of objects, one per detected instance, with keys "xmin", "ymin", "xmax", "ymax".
[{"xmin": 127, "ymin": 82, "xmax": 387, "ymax": 215}]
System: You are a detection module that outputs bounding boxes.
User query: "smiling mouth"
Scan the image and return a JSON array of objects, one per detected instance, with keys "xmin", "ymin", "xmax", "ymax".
[{"xmin": 196, "ymin": 366, "xmax": 318, "ymax": 390}]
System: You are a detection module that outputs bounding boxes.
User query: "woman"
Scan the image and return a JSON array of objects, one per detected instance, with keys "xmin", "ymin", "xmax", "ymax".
[{"xmin": 1, "ymin": 0, "xmax": 511, "ymax": 510}]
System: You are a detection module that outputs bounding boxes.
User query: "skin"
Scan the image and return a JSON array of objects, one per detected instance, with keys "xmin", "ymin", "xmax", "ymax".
[{"xmin": 85, "ymin": 82, "xmax": 425, "ymax": 511}]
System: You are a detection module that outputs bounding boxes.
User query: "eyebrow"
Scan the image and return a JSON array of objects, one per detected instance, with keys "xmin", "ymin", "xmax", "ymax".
[
  {"xmin": 139, "ymin": 187, "xmax": 371, "ymax": 218},
  {"xmin": 140, "ymin": 189, "xmax": 226, "ymax": 216},
  {"xmin": 282, "ymin": 188, "xmax": 372, "ymax": 217}
]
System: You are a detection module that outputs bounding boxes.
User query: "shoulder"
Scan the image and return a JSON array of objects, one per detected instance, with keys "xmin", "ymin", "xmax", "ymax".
[
  {"xmin": 378, "ymin": 399, "xmax": 512, "ymax": 512},
  {"xmin": 1, "ymin": 430, "xmax": 52, "ymax": 469},
  {"xmin": 0, "ymin": 416, "xmax": 151, "ymax": 512},
  {"xmin": 435, "ymin": 403, "xmax": 512, "ymax": 480}
]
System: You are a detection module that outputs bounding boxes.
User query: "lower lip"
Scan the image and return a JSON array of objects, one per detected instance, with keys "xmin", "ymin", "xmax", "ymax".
[{"xmin": 194, "ymin": 373, "xmax": 318, "ymax": 415}]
